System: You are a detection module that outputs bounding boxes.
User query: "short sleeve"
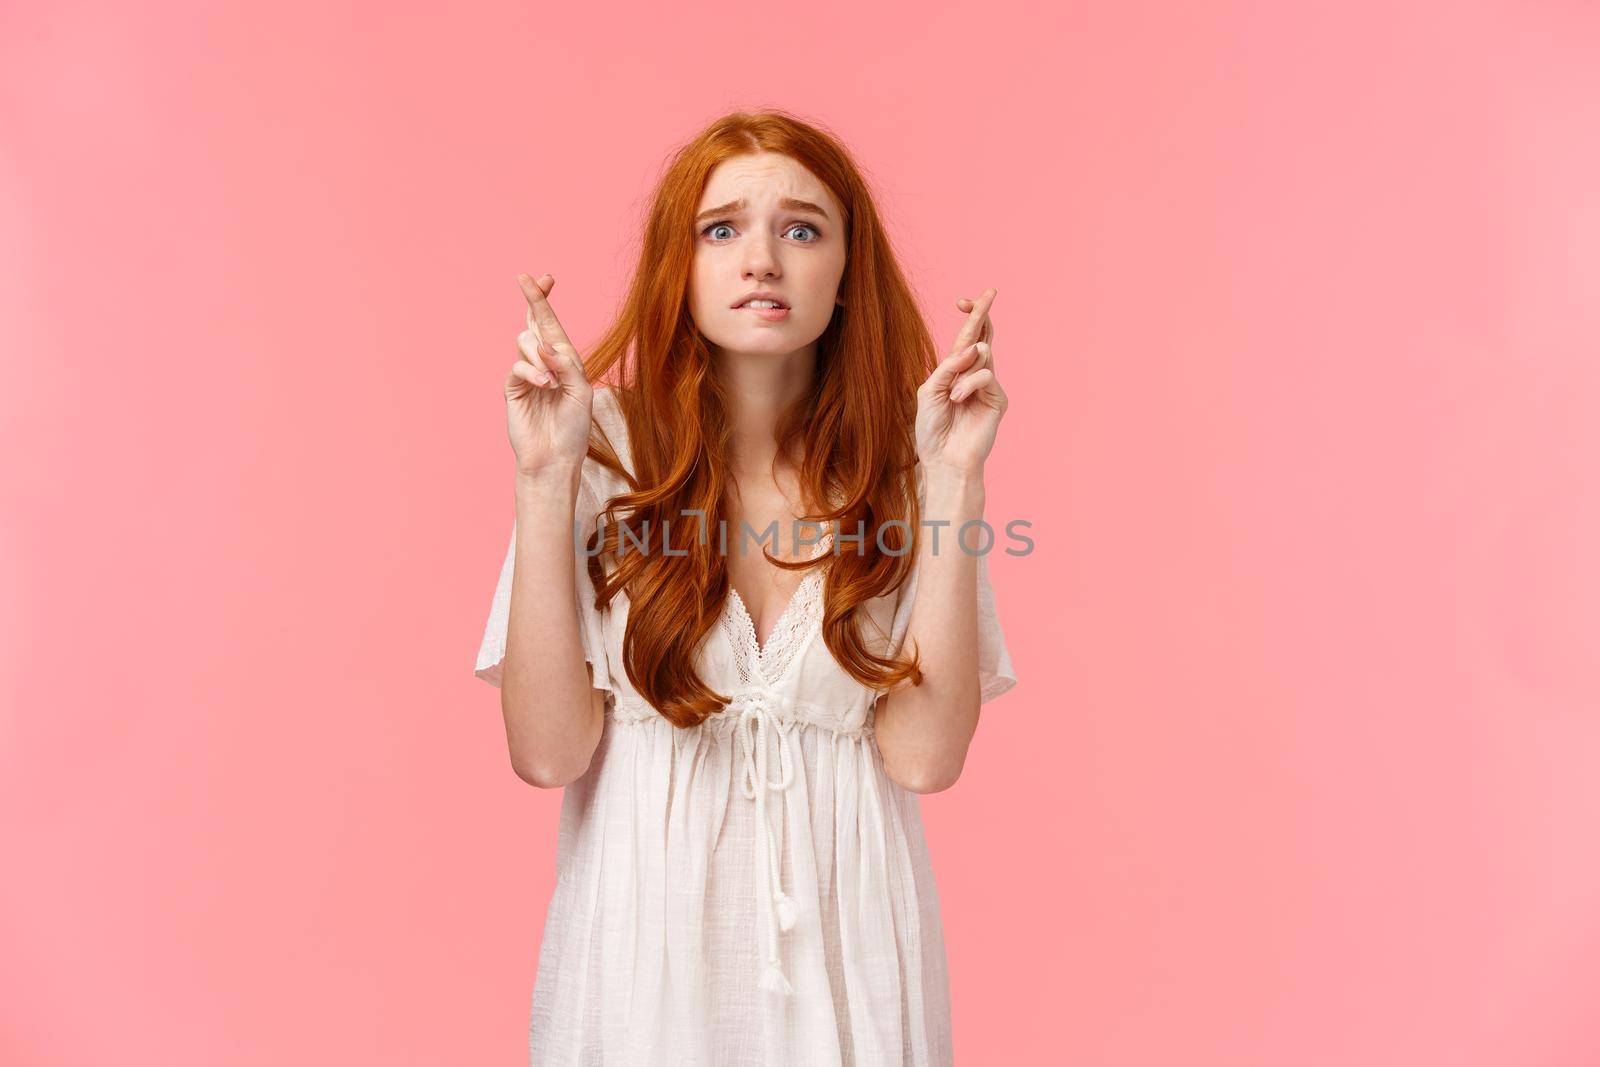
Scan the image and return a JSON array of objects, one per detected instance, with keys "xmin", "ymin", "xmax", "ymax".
[
  {"xmin": 880, "ymin": 463, "xmax": 1019, "ymax": 705},
  {"xmin": 974, "ymin": 550, "xmax": 1018, "ymax": 703},
  {"xmin": 473, "ymin": 472, "xmax": 614, "ymax": 694},
  {"xmin": 883, "ymin": 541, "xmax": 1019, "ymax": 706}
]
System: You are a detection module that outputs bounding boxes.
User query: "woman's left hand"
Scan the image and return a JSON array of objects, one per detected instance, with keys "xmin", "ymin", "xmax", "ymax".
[{"xmin": 915, "ymin": 288, "xmax": 1008, "ymax": 474}]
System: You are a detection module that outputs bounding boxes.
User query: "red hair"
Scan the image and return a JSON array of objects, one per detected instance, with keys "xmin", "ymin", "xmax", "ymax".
[{"xmin": 578, "ymin": 108, "xmax": 935, "ymax": 728}]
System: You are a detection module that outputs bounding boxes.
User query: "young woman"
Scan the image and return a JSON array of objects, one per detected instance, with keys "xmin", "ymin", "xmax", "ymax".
[{"xmin": 475, "ymin": 110, "xmax": 1018, "ymax": 1065}]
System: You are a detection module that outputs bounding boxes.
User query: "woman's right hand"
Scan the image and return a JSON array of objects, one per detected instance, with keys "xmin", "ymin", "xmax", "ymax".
[{"xmin": 506, "ymin": 273, "xmax": 594, "ymax": 478}]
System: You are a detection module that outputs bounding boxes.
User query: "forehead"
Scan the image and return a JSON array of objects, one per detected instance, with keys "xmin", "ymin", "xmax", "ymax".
[{"xmin": 697, "ymin": 153, "xmax": 836, "ymax": 213}]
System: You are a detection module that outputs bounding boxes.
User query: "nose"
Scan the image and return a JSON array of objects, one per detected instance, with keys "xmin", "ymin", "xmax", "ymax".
[{"xmin": 741, "ymin": 230, "xmax": 781, "ymax": 283}]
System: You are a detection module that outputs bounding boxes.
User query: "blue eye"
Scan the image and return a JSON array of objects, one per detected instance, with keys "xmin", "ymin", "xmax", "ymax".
[{"xmin": 700, "ymin": 221, "xmax": 822, "ymax": 243}]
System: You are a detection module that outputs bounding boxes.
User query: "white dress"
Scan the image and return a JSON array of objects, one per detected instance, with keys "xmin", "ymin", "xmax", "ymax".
[{"xmin": 475, "ymin": 386, "xmax": 1018, "ymax": 1066}]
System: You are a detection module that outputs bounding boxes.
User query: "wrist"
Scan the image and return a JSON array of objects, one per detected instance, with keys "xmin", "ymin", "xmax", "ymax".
[
  {"xmin": 515, "ymin": 462, "xmax": 582, "ymax": 499},
  {"xmin": 920, "ymin": 460, "xmax": 985, "ymax": 497}
]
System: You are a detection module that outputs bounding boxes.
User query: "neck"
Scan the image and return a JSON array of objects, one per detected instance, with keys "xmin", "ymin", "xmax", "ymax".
[{"xmin": 711, "ymin": 344, "xmax": 817, "ymax": 478}]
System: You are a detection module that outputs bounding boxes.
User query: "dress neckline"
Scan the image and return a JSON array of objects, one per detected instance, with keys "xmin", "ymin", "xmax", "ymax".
[{"xmin": 723, "ymin": 531, "xmax": 834, "ymax": 683}]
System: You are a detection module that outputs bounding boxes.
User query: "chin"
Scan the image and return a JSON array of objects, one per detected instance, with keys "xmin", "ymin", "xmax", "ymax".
[
  {"xmin": 715, "ymin": 340, "xmax": 797, "ymax": 359},
  {"xmin": 709, "ymin": 326, "xmax": 812, "ymax": 354}
]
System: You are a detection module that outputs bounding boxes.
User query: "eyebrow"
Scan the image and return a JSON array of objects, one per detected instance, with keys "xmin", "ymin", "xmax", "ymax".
[{"xmin": 693, "ymin": 197, "xmax": 832, "ymax": 225}]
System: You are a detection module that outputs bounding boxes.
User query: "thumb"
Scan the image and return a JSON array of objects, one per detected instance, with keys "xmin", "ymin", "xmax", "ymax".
[
  {"xmin": 928, "ymin": 343, "xmax": 980, "ymax": 391},
  {"xmin": 541, "ymin": 339, "xmax": 587, "ymax": 391}
]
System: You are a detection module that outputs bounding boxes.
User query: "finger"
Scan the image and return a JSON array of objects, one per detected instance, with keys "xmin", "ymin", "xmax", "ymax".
[
  {"xmin": 518, "ymin": 274, "xmax": 555, "ymax": 331},
  {"xmin": 517, "ymin": 271, "xmax": 554, "ymax": 302},
  {"xmin": 956, "ymin": 297, "xmax": 995, "ymax": 347},
  {"xmin": 522, "ymin": 275, "xmax": 557, "ymax": 330},
  {"xmin": 538, "ymin": 338, "xmax": 579, "ymax": 389},
  {"xmin": 539, "ymin": 334, "xmax": 586, "ymax": 391},
  {"xmin": 517, "ymin": 274, "xmax": 559, "ymax": 385},
  {"xmin": 951, "ymin": 368, "xmax": 996, "ymax": 404},
  {"xmin": 516, "ymin": 329, "xmax": 556, "ymax": 386},
  {"xmin": 517, "ymin": 272, "xmax": 577, "ymax": 352},
  {"xmin": 949, "ymin": 288, "xmax": 997, "ymax": 357},
  {"xmin": 924, "ymin": 341, "xmax": 982, "ymax": 395},
  {"xmin": 533, "ymin": 322, "xmax": 595, "ymax": 393},
  {"xmin": 966, "ymin": 343, "xmax": 992, "ymax": 377},
  {"xmin": 960, "ymin": 301, "xmax": 994, "ymax": 345},
  {"xmin": 955, "ymin": 336, "xmax": 995, "ymax": 375},
  {"xmin": 509, "ymin": 360, "xmax": 545, "ymax": 387},
  {"xmin": 508, "ymin": 360, "xmax": 551, "ymax": 397}
]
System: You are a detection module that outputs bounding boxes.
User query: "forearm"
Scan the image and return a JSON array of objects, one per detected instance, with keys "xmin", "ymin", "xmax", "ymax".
[
  {"xmin": 874, "ymin": 465, "xmax": 986, "ymax": 793},
  {"xmin": 500, "ymin": 465, "xmax": 605, "ymax": 786}
]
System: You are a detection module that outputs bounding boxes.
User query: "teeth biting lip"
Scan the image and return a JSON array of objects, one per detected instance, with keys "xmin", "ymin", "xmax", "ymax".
[{"xmin": 733, "ymin": 293, "xmax": 790, "ymax": 309}]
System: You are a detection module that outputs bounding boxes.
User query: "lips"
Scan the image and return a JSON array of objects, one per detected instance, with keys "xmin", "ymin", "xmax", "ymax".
[
  {"xmin": 732, "ymin": 292, "xmax": 790, "ymax": 309},
  {"xmin": 739, "ymin": 304, "xmax": 791, "ymax": 321}
]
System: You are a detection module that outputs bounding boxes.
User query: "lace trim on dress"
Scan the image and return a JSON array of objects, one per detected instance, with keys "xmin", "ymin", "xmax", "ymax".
[{"xmin": 721, "ymin": 529, "xmax": 835, "ymax": 688}]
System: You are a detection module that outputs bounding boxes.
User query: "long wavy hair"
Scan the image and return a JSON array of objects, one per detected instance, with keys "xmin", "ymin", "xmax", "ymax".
[{"xmin": 577, "ymin": 108, "xmax": 938, "ymax": 728}]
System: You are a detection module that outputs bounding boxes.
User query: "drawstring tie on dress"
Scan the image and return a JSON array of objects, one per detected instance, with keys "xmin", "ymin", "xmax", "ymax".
[{"xmin": 733, "ymin": 684, "xmax": 800, "ymax": 996}]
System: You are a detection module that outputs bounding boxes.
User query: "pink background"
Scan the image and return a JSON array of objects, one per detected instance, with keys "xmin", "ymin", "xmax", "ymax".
[{"xmin": 5, "ymin": 1, "xmax": 1600, "ymax": 1063}]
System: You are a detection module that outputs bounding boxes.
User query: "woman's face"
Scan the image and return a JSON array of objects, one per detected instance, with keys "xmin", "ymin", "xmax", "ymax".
[{"xmin": 688, "ymin": 152, "xmax": 847, "ymax": 360}]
